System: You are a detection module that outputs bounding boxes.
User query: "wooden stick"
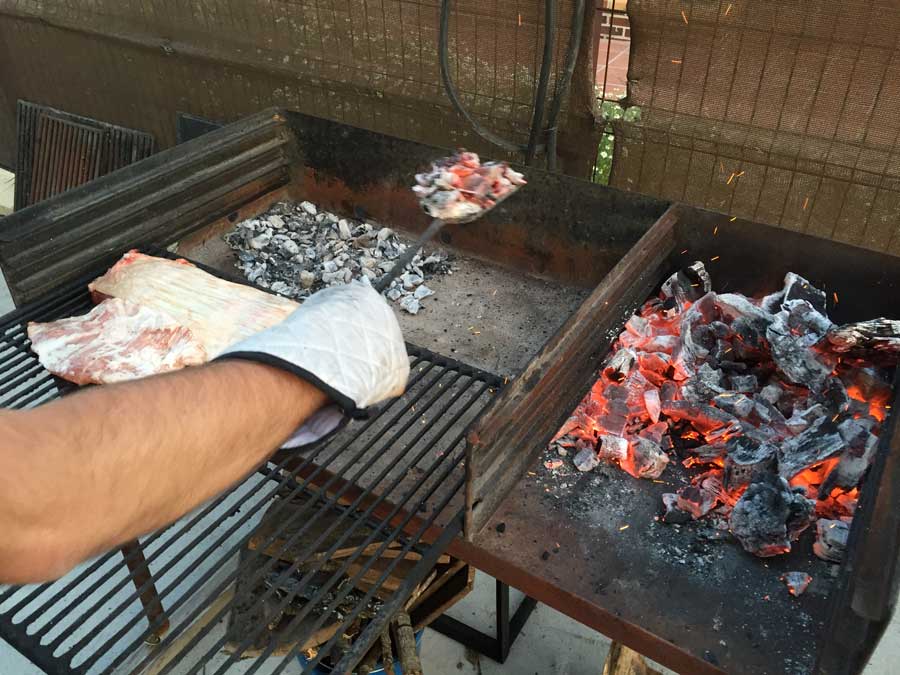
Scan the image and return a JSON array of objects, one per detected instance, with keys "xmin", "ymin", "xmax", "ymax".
[
  {"xmin": 602, "ymin": 641, "xmax": 662, "ymax": 675},
  {"xmin": 380, "ymin": 627, "xmax": 395, "ymax": 675},
  {"xmin": 393, "ymin": 611, "xmax": 423, "ymax": 675}
]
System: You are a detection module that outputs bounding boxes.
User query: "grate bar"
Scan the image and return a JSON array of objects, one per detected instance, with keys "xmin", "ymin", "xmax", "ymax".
[
  {"xmin": 77, "ymin": 363, "xmax": 453, "ymax": 671},
  {"xmin": 0, "ymin": 259, "xmax": 501, "ymax": 675},
  {"xmin": 199, "ymin": 377, "xmax": 485, "ymax": 673}
]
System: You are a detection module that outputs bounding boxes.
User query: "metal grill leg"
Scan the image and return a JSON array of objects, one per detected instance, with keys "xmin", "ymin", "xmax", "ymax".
[
  {"xmin": 430, "ymin": 578, "xmax": 537, "ymax": 663},
  {"xmin": 120, "ymin": 541, "xmax": 170, "ymax": 644}
]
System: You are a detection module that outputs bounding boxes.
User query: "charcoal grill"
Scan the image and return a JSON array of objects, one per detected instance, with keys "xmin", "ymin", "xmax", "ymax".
[{"xmin": 0, "ymin": 109, "xmax": 896, "ymax": 675}]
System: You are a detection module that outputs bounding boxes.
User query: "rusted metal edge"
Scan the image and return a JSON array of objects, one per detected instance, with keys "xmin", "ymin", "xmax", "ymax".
[{"xmin": 464, "ymin": 204, "xmax": 680, "ymax": 537}]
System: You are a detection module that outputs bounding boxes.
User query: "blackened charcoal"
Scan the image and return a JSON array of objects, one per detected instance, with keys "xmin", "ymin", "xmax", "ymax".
[
  {"xmin": 777, "ymin": 417, "xmax": 845, "ymax": 480},
  {"xmin": 784, "ymin": 403, "xmax": 828, "ymax": 434},
  {"xmin": 684, "ymin": 363, "xmax": 727, "ymax": 401},
  {"xmin": 813, "ymin": 519, "xmax": 849, "ymax": 563},
  {"xmin": 685, "ymin": 261, "xmax": 713, "ymax": 293},
  {"xmin": 574, "ymin": 447, "xmax": 601, "ymax": 472},
  {"xmin": 662, "ymin": 400, "xmax": 738, "ymax": 433},
  {"xmin": 729, "ymin": 475, "xmax": 816, "ymax": 557},
  {"xmin": 784, "ymin": 299, "xmax": 832, "ymax": 337},
  {"xmin": 761, "ymin": 289, "xmax": 786, "ymax": 314},
  {"xmin": 782, "ymin": 272, "xmax": 827, "ymax": 314},
  {"xmin": 724, "ymin": 437, "xmax": 777, "ymax": 490}
]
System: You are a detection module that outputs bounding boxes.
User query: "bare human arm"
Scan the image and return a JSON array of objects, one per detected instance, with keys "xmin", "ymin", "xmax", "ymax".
[{"xmin": 0, "ymin": 360, "xmax": 328, "ymax": 584}]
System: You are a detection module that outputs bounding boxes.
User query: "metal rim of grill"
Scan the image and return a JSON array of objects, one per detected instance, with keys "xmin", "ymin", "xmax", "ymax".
[{"xmin": 0, "ymin": 258, "xmax": 502, "ymax": 674}]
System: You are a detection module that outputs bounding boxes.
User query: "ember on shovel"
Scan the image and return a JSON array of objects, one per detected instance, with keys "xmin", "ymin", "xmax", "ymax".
[{"xmin": 550, "ymin": 262, "xmax": 898, "ymax": 561}]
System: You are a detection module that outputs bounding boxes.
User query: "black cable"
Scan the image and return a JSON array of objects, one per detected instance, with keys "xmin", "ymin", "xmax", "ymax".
[
  {"xmin": 545, "ymin": 0, "xmax": 586, "ymax": 172},
  {"xmin": 525, "ymin": 0, "xmax": 557, "ymax": 165},
  {"xmin": 439, "ymin": 0, "xmax": 550, "ymax": 158},
  {"xmin": 439, "ymin": 0, "xmax": 522, "ymax": 153}
]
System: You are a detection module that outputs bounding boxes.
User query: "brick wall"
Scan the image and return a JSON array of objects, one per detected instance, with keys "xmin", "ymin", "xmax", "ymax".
[{"xmin": 597, "ymin": 0, "xmax": 630, "ymax": 40}]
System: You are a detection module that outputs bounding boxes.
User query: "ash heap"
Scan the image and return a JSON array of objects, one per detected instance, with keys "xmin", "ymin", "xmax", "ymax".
[
  {"xmin": 552, "ymin": 264, "xmax": 898, "ymax": 561},
  {"xmin": 225, "ymin": 201, "xmax": 451, "ymax": 314}
]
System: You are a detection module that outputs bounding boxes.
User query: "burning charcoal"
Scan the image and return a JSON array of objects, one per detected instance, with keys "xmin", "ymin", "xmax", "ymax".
[
  {"xmin": 777, "ymin": 417, "xmax": 845, "ymax": 481},
  {"xmin": 659, "ymin": 381, "xmax": 679, "ymax": 404},
  {"xmin": 713, "ymin": 393, "xmax": 755, "ymax": 418},
  {"xmin": 782, "ymin": 272, "xmax": 827, "ymax": 313},
  {"xmin": 685, "ymin": 443, "xmax": 727, "ymax": 463},
  {"xmin": 820, "ymin": 431, "xmax": 879, "ymax": 497},
  {"xmin": 573, "ymin": 447, "xmax": 601, "ymax": 472},
  {"xmin": 644, "ymin": 389, "xmax": 661, "ymax": 423},
  {"xmin": 729, "ymin": 374, "xmax": 758, "ymax": 393},
  {"xmin": 682, "ymin": 363, "xmax": 727, "ymax": 401},
  {"xmin": 729, "ymin": 475, "xmax": 815, "ymax": 557},
  {"xmin": 621, "ymin": 438, "xmax": 669, "ymax": 479},
  {"xmin": 597, "ymin": 435, "xmax": 629, "ymax": 463},
  {"xmin": 678, "ymin": 293, "xmax": 720, "ymax": 371},
  {"xmin": 723, "ymin": 437, "xmax": 777, "ymax": 491},
  {"xmin": 661, "ymin": 493, "xmax": 692, "ymax": 524},
  {"xmin": 676, "ymin": 488, "xmax": 717, "ymax": 519},
  {"xmin": 415, "ymin": 152, "xmax": 526, "ymax": 221},
  {"xmin": 823, "ymin": 377, "xmax": 850, "ymax": 412},
  {"xmin": 823, "ymin": 318, "xmax": 900, "ymax": 359},
  {"xmin": 604, "ymin": 348, "xmax": 637, "ymax": 382},
  {"xmin": 781, "ymin": 571, "xmax": 812, "ymax": 597},
  {"xmin": 751, "ymin": 396, "xmax": 790, "ymax": 435},
  {"xmin": 716, "ymin": 293, "xmax": 774, "ymax": 333},
  {"xmin": 813, "ymin": 519, "xmax": 849, "ymax": 563},
  {"xmin": 638, "ymin": 421, "xmax": 668, "ymax": 445},
  {"xmin": 761, "ymin": 288, "xmax": 786, "ymax": 314},
  {"xmin": 661, "ymin": 400, "xmax": 737, "ymax": 433}
]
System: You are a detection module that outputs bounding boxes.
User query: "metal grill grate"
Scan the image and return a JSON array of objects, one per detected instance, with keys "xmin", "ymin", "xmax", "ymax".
[
  {"xmin": 14, "ymin": 101, "xmax": 156, "ymax": 211},
  {"xmin": 0, "ymin": 266, "xmax": 501, "ymax": 674}
]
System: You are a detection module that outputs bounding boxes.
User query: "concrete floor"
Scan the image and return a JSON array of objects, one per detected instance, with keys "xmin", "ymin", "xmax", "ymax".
[{"xmin": 1, "ymin": 178, "xmax": 899, "ymax": 674}]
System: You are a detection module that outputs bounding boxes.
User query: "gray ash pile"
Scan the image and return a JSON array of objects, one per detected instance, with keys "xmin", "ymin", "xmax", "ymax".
[
  {"xmin": 549, "ymin": 262, "xmax": 898, "ymax": 574},
  {"xmin": 225, "ymin": 201, "xmax": 452, "ymax": 314}
]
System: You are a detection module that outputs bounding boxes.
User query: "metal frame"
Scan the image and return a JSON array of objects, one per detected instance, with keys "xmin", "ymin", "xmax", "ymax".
[{"xmin": 430, "ymin": 579, "xmax": 538, "ymax": 663}]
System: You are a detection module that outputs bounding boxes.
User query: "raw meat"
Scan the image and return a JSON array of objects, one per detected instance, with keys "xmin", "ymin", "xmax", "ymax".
[
  {"xmin": 89, "ymin": 250, "xmax": 298, "ymax": 357},
  {"xmin": 28, "ymin": 298, "xmax": 207, "ymax": 385}
]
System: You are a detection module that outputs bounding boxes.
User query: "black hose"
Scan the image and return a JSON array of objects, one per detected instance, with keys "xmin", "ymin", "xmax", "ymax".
[
  {"xmin": 545, "ymin": 0, "xmax": 585, "ymax": 172},
  {"xmin": 439, "ymin": 0, "xmax": 522, "ymax": 154},
  {"xmin": 525, "ymin": 0, "xmax": 557, "ymax": 165}
]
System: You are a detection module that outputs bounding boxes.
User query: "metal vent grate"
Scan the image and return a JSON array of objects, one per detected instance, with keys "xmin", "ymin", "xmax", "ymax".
[
  {"xmin": 0, "ymin": 259, "xmax": 501, "ymax": 674},
  {"xmin": 14, "ymin": 101, "xmax": 156, "ymax": 211}
]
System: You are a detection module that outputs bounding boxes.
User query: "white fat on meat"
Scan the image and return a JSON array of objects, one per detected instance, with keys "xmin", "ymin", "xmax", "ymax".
[{"xmin": 28, "ymin": 298, "xmax": 208, "ymax": 385}]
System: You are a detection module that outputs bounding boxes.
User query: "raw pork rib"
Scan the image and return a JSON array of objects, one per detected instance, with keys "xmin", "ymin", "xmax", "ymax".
[
  {"xmin": 28, "ymin": 298, "xmax": 208, "ymax": 385},
  {"xmin": 89, "ymin": 250, "xmax": 299, "ymax": 357}
]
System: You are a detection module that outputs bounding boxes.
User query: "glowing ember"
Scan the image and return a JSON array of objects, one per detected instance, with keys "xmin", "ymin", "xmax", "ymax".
[{"xmin": 550, "ymin": 263, "xmax": 896, "ymax": 560}]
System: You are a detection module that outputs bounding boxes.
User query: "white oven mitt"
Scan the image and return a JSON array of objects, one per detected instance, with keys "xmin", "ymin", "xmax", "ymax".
[{"xmin": 217, "ymin": 280, "xmax": 410, "ymax": 449}]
